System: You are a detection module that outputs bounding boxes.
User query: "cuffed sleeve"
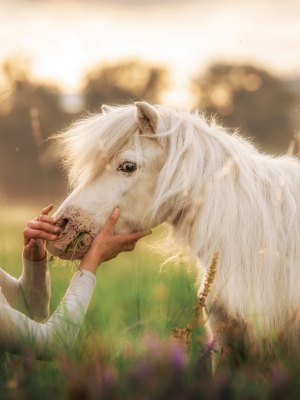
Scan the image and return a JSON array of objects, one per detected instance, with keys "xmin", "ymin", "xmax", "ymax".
[
  {"xmin": 0, "ymin": 270, "xmax": 96, "ymax": 359},
  {"xmin": 18, "ymin": 258, "xmax": 51, "ymax": 321}
]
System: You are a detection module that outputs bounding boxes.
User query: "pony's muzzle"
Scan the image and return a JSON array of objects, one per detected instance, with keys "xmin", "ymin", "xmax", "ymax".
[
  {"xmin": 58, "ymin": 217, "xmax": 70, "ymax": 232},
  {"xmin": 46, "ymin": 206, "xmax": 97, "ymax": 260}
]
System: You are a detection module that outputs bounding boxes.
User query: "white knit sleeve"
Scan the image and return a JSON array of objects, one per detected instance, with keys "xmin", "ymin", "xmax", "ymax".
[
  {"xmin": 18, "ymin": 258, "xmax": 51, "ymax": 321},
  {"xmin": 0, "ymin": 270, "xmax": 96, "ymax": 359},
  {"xmin": 0, "ymin": 258, "xmax": 51, "ymax": 321}
]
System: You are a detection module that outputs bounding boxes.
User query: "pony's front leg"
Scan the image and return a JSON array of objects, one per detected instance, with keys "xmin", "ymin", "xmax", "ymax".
[{"xmin": 206, "ymin": 303, "xmax": 247, "ymax": 375}]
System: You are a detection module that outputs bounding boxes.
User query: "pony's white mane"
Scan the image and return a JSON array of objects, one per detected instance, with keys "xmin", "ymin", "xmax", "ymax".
[
  {"xmin": 60, "ymin": 103, "xmax": 300, "ymax": 336},
  {"xmin": 59, "ymin": 106, "xmax": 138, "ymax": 188}
]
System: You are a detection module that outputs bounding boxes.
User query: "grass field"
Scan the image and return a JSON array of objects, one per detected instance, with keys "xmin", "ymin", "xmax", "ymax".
[
  {"xmin": 2, "ymin": 205, "xmax": 300, "ymax": 399},
  {"xmin": 0, "ymin": 205, "xmax": 201, "ymax": 399}
]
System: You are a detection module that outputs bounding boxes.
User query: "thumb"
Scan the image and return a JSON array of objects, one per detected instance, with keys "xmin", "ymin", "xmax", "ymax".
[
  {"xmin": 41, "ymin": 204, "xmax": 54, "ymax": 216},
  {"xmin": 104, "ymin": 208, "xmax": 120, "ymax": 233},
  {"xmin": 24, "ymin": 238, "xmax": 36, "ymax": 247}
]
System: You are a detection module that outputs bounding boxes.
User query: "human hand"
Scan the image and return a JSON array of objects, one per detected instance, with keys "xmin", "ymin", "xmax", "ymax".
[
  {"xmin": 80, "ymin": 208, "xmax": 152, "ymax": 275},
  {"xmin": 23, "ymin": 204, "xmax": 61, "ymax": 262}
]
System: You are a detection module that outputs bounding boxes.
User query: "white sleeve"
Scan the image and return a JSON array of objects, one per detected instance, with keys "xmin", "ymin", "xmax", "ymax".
[
  {"xmin": 0, "ymin": 258, "xmax": 51, "ymax": 321},
  {"xmin": 19, "ymin": 258, "xmax": 51, "ymax": 321},
  {"xmin": 0, "ymin": 270, "xmax": 96, "ymax": 359}
]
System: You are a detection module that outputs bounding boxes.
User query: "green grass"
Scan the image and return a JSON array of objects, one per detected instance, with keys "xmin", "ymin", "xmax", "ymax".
[
  {"xmin": 0, "ymin": 205, "xmax": 199, "ymax": 398},
  {"xmin": 2, "ymin": 206, "xmax": 300, "ymax": 399}
]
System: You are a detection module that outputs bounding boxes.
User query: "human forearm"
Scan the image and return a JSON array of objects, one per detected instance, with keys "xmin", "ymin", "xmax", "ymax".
[
  {"xmin": 18, "ymin": 257, "xmax": 51, "ymax": 321},
  {"xmin": 0, "ymin": 261, "xmax": 50, "ymax": 320},
  {"xmin": 20, "ymin": 204, "xmax": 60, "ymax": 320},
  {"xmin": 0, "ymin": 270, "xmax": 96, "ymax": 359}
]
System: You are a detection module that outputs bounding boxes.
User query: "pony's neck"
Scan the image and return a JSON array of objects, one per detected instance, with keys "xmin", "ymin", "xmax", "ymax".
[{"xmin": 168, "ymin": 120, "xmax": 267, "ymax": 265}]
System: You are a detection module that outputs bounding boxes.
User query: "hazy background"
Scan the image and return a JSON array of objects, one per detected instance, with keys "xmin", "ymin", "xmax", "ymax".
[
  {"xmin": 0, "ymin": 3, "xmax": 300, "ymax": 396},
  {"xmin": 0, "ymin": 0, "xmax": 300, "ymax": 203}
]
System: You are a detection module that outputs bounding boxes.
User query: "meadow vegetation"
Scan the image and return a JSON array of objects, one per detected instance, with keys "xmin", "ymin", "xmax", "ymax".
[
  {"xmin": 1, "ymin": 17, "xmax": 300, "ymax": 399},
  {"xmin": 1, "ymin": 205, "xmax": 300, "ymax": 399}
]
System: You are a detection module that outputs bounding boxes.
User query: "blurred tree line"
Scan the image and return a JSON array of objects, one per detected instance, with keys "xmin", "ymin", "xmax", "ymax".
[
  {"xmin": 193, "ymin": 64, "xmax": 299, "ymax": 154},
  {"xmin": 0, "ymin": 57, "xmax": 299, "ymax": 201}
]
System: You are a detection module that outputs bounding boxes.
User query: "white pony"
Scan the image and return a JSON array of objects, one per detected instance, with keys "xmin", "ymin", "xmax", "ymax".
[{"xmin": 47, "ymin": 101, "xmax": 300, "ymax": 368}]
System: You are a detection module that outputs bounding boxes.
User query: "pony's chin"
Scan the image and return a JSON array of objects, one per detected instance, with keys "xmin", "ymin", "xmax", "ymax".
[
  {"xmin": 46, "ymin": 233, "xmax": 92, "ymax": 261},
  {"xmin": 48, "ymin": 248, "xmax": 87, "ymax": 260}
]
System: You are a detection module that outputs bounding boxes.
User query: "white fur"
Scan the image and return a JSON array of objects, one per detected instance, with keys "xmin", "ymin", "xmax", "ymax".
[{"xmin": 57, "ymin": 102, "xmax": 300, "ymax": 344}]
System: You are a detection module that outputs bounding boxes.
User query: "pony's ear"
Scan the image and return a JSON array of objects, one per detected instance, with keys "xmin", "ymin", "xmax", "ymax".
[
  {"xmin": 135, "ymin": 101, "xmax": 157, "ymax": 133},
  {"xmin": 101, "ymin": 105, "xmax": 114, "ymax": 114}
]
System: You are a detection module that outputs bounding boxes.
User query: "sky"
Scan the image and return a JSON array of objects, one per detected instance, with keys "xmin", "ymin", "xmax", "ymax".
[{"xmin": 1, "ymin": 0, "xmax": 300, "ymax": 106}]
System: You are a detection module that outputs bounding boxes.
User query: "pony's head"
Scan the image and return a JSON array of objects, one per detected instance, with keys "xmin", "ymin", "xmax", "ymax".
[{"xmin": 46, "ymin": 101, "xmax": 205, "ymax": 260}]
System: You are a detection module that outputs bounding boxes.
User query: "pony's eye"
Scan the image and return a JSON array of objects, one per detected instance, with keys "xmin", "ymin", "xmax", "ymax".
[{"xmin": 117, "ymin": 161, "xmax": 137, "ymax": 174}]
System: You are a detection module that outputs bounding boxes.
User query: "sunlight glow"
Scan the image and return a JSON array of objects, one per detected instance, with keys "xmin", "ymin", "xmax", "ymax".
[{"xmin": 0, "ymin": 0, "xmax": 300, "ymax": 106}]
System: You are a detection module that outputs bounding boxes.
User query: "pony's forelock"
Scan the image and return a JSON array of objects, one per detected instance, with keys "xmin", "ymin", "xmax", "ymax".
[{"xmin": 57, "ymin": 105, "xmax": 139, "ymax": 188}]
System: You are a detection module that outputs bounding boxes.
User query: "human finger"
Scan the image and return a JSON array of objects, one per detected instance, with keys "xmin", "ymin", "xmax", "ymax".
[
  {"xmin": 23, "ymin": 227, "xmax": 58, "ymax": 243},
  {"xmin": 38, "ymin": 214, "xmax": 59, "ymax": 224},
  {"xmin": 40, "ymin": 204, "xmax": 54, "ymax": 216},
  {"xmin": 25, "ymin": 238, "xmax": 43, "ymax": 250},
  {"xmin": 103, "ymin": 208, "xmax": 120, "ymax": 233},
  {"xmin": 23, "ymin": 237, "xmax": 47, "ymax": 261},
  {"xmin": 27, "ymin": 220, "xmax": 61, "ymax": 234},
  {"xmin": 117, "ymin": 229, "xmax": 152, "ymax": 244},
  {"xmin": 122, "ymin": 242, "xmax": 136, "ymax": 252},
  {"xmin": 28, "ymin": 238, "xmax": 38, "ymax": 247}
]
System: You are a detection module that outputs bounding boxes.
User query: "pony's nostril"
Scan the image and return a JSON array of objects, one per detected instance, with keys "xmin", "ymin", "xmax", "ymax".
[{"xmin": 59, "ymin": 218, "xmax": 70, "ymax": 231}]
